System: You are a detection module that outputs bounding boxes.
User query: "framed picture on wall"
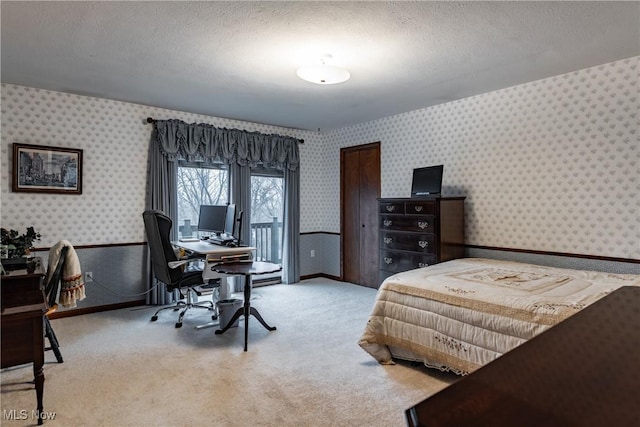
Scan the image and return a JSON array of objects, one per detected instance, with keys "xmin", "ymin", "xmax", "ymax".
[{"xmin": 12, "ymin": 143, "xmax": 83, "ymax": 194}]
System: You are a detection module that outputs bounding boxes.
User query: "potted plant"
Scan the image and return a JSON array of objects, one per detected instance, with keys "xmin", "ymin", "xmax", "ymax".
[{"xmin": 1, "ymin": 227, "xmax": 41, "ymax": 258}]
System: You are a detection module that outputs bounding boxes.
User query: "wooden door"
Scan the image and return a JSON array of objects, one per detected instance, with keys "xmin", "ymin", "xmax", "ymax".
[{"xmin": 340, "ymin": 142, "xmax": 381, "ymax": 288}]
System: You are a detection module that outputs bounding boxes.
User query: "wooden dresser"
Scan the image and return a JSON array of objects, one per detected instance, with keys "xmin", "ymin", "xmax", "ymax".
[{"xmin": 378, "ymin": 197, "xmax": 465, "ymax": 283}]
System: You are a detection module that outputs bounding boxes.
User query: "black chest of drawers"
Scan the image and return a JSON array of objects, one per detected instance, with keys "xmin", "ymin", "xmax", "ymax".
[{"xmin": 378, "ymin": 197, "xmax": 465, "ymax": 282}]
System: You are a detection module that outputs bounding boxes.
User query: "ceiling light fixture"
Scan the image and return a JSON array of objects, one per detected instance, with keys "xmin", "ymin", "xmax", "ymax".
[{"xmin": 296, "ymin": 54, "xmax": 350, "ymax": 85}]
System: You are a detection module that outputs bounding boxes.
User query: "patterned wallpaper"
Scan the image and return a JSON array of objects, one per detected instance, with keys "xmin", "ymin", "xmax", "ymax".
[
  {"xmin": 321, "ymin": 57, "xmax": 639, "ymax": 260},
  {"xmin": 2, "ymin": 56, "xmax": 638, "ymax": 260},
  {"xmin": 0, "ymin": 85, "xmax": 318, "ymax": 247}
]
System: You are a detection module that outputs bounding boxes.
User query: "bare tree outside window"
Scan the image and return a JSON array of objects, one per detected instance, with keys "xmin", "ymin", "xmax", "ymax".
[
  {"xmin": 177, "ymin": 165, "xmax": 228, "ymax": 236},
  {"xmin": 176, "ymin": 164, "xmax": 284, "ymax": 267},
  {"xmin": 251, "ymin": 176, "xmax": 283, "ymax": 223}
]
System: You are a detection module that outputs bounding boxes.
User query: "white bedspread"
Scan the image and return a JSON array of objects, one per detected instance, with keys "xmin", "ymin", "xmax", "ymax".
[{"xmin": 358, "ymin": 258, "xmax": 640, "ymax": 374}]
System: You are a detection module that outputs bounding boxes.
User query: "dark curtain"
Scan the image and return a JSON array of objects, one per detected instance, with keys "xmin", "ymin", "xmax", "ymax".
[
  {"xmin": 145, "ymin": 126, "xmax": 179, "ymax": 304},
  {"xmin": 153, "ymin": 119, "xmax": 300, "ymax": 170}
]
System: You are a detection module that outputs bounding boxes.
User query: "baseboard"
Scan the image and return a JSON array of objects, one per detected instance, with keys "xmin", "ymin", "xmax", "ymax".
[
  {"xmin": 300, "ymin": 273, "xmax": 341, "ymax": 281},
  {"xmin": 253, "ymin": 277, "xmax": 282, "ymax": 287},
  {"xmin": 48, "ymin": 300, "xmax": 146, "ymax": 319}
]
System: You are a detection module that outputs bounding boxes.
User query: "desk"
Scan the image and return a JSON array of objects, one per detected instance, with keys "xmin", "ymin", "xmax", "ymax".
[
  {"xmin": 1, "ymin": 259, "xmax": 47, "ymax": 425},
  {"xmin": 212, "ymin": 261, "xmax": 281, "ymax": 351},
  {"xmin": 406, "ymin": 286, "xmax": 640, "ymax": 427},
  {"xmin": 173, "ymin": 240, "xmax": 255, "ymax": 300}
]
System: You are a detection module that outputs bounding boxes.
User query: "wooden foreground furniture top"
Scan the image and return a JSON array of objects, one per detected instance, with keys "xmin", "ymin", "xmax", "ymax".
[{"xmin": 406, "ymin": 286, "xmax": 640, "ymax": 427}]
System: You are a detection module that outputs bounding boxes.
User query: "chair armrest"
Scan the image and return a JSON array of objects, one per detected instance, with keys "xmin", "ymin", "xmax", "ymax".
[{"xmin": 168, "ymin": 259, "xmax": 193, "ymax": 269}]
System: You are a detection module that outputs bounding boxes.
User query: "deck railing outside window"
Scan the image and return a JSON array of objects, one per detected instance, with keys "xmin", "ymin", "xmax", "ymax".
[
  {"xmin": 250, "ymin": 217, "xmax": 282, "ymax": 263},
  {"xmin": 179, "ymin": 217, "xmax": 282, "ymax": 264}
]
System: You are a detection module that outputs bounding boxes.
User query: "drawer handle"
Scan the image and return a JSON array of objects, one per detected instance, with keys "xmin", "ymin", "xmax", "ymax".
[
  {"xmin": 385, "ymin": 205, "xmax": 396, "ymax": 212},
  {"xmin": 383, "ymin": 220, "xmax": 393, "ymax": 227},
  {"xmin": 383, "ymin": 237, "xmax": 392, "ymax": 245},
  {"xmin": 418, "ymin": 262, "xmax": 429, "ymax": 268},
  {"xmin": 418, "ymin": 221, "xmax": 429, "ymax": 229},
  {"xmin": 384, "ymin": 257, "xmax": 393, "ymax": 265},
  {"xmin": 414, "ymin": 206, "xmax": 423, "ymax": 212},
  {"xmin": 418, "ymin": 240, "xmax": 429, "ymax": 248}
]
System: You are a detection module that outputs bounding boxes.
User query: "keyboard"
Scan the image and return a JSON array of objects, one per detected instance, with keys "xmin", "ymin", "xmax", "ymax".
[{"xmin": 209, "ymin": 236, "xmax": 235, "ymax": 245}]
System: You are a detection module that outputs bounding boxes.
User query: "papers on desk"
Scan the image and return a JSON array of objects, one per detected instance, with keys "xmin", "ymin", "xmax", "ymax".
[
  {"xmin": 179, "ymin": 237, "xmax": 200, "ymax": 242},
  {"xmin": 206, "ymin": 252, "xmax": 252, "ymax": 264},
  {"xmin": 173, "ymin": 240, "xmax": 255, "ymax": 268}
]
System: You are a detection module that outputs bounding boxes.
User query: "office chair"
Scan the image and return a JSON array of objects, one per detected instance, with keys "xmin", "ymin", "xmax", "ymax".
[
  {"xmin": 44, "ymin": 245, "xmax": 69, "ymax": 363},
  {"xmin": 142, "ymin": 210, "xmax": 218, "ymax": 328}
]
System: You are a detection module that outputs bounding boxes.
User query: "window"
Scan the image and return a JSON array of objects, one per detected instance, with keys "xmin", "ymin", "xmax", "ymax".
[
  {"xmin": 250, "ymin": 167, "xmax": 284, "ymax": 266},
  {"xmin": 175, "ymin": 162, "xmax": 284, "ymax": 275},
  {"xmin": 177, "ymin": 162, "xmax": 228, "ymax": 238}
]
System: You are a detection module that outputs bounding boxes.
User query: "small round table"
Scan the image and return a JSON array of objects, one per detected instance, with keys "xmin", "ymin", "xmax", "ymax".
[{"xmin": 212, "ymin": 261, "xmax": 281, "ymax": 351}]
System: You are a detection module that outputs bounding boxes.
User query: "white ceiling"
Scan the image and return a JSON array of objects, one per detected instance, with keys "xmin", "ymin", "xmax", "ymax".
[{"xmin": 2, "ymin": 1, "xmax": 638, "ymax": 131}]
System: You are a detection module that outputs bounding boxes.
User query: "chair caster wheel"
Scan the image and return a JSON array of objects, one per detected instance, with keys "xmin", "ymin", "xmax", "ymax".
[
  {"xmin": 151, "ymin": 316, "xmax": 158, "ymax": 321},
  {"xmin": 175, "ymin": 322, "xmax": 182, "ymax": 328}
]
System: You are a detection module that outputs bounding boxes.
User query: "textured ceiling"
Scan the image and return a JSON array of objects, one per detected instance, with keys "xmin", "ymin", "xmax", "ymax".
[{"xmin": 1, "ymin": 1, "xmax": 639, "ymax": 131}]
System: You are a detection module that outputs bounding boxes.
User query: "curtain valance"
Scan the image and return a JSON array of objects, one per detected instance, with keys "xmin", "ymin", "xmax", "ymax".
[{"xmin": 153, "ymin": 119, "xmax": 300, "ymax": 171}]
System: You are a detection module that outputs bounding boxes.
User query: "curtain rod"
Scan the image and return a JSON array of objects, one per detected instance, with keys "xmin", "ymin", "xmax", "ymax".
[{"xmin": 146, "ymin": 117, "xmax": 304, "ymax": 143}]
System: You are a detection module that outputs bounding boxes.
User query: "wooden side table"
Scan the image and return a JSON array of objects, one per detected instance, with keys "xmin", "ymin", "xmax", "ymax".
[{"xmin": 212, "ymin": 261, "xmax": 281, "ymax": 351}]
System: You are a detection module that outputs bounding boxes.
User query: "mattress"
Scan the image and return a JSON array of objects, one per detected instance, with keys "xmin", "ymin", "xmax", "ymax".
[{"xmin": 358, "ymin": 258, "xmax": 640, "ymax": 375}]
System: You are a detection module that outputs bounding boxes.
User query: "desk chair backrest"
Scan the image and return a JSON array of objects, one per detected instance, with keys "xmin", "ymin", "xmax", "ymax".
[
  {"xmin": 45, "ymin": 245, "xmax": 69, "ymax": 308},
  {"xmin": 142, "ymin": 210, "xmax": 182, "ymax": 286}
]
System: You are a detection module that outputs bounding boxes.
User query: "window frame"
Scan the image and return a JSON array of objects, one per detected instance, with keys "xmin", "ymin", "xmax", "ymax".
[{"xmin": 176, "ymin": 160, "xmax": 230, "ymax": 238}]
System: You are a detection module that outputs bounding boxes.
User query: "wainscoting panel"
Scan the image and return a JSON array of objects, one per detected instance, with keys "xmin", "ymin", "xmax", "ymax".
[
  {"xmin": 38, "ymin": 245, "xmax": 148, "ymax": 312},
  {"xmin": 300, "ymin": 233, "xmax": 341, "ymax": 279},
  {"xmin": 322, "ymin": 233, "xmax": 341, "ymax": 278},
  {"xmin": 300, "ymin": 234, "xmax": 323, "ymax": 277}
]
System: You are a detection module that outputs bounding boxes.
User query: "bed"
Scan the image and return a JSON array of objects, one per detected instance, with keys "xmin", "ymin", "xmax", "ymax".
[{"xmin": 358, "ymin": 258, "xmax": 640, "ymax": 375}]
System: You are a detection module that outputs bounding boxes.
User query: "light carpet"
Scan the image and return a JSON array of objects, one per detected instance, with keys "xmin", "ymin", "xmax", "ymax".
[{"xmin": 1, "ymin": 278, "xmax": 456, "ymax": 426}]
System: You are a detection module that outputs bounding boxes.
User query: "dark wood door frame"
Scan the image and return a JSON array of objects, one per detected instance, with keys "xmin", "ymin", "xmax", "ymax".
[{"xmin": 340, "ymin": 142, "xmax": 381, "ymax": 287}]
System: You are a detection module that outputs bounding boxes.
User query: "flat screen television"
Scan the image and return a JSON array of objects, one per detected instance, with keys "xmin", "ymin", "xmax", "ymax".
[
  {"xmin": 411, "ymin": 165, "xmax": 443, "ymax": 197},
  {"xmin": 198, "ymin": 205, "xmax": 227, "ymax": 235}
]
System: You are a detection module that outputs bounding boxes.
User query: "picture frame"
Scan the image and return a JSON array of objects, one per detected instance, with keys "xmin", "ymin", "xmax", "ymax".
[{"xmin": 12, "ymin": 143, "xmax": 83, "ymax": 194}]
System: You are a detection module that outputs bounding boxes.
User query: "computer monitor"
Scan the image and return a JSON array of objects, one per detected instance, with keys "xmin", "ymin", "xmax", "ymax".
[
  {"xmin": 411, "ymin": 165, "xmax": 443, "ymax": 197},
  {"xmin": 198, "ymin": 205, "xmax": 227, "ymax": 235},
  {"xmin": 224, "ymin": 204, "xmax": 236, "ymax": 237}
]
